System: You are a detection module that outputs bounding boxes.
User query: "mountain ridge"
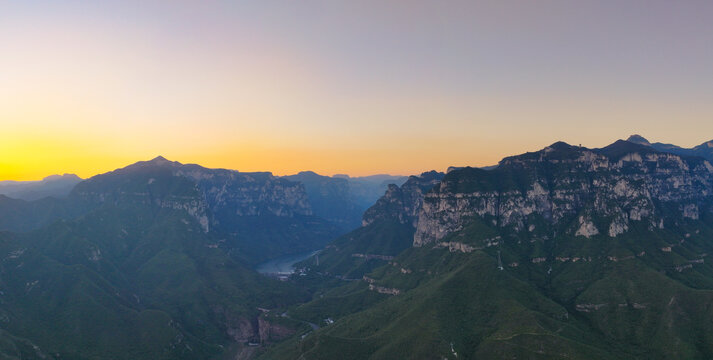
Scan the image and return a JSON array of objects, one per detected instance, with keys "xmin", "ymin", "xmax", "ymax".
[
  {"xmin": 4, "ymin": 137, "xmax": 713, "ymax": 359},
  {"xmin": 264, "ymin": 137, "xmax": 713, "ymax": 360},
  {"xmin": 626, "ymin": 134, "xmax": 713, "ymax": 162}
]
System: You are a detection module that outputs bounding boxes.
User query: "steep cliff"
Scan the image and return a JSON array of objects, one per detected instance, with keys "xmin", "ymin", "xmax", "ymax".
[
  {"xmin": 296, "ymin": 171, "xmax": 443, "ymax": 279},
  {"xmin": 414, "ymin": 141, "xmax": 713, "ymax": 246},
  {"xmin": 362, "ymin": 170, "xmax": 444, "ymax": 227},
  {"xmin": 47, "ymin": 156, "xmax": 341, "ymax": 265},
  {"xmin": 72, "ymin": 156, "xmax": 314, "ymax": 232}
]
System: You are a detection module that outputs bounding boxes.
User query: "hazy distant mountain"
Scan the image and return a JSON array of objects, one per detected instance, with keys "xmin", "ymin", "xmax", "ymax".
[
  {"xmin": 282, "ymin": 171, "xmax": 363, "ymax": 231},
  {"xmin": 283, "ymin": 172, "xmax": 407, "ymax": 231},
  {"xmin": 0, "ymin": 173, "xmax": 81, "ymax": 201},
  {"xmin": 332, "ymin": 173, "xmax": 408, "ymax": 210},
  {"xmin": 627, "ymin": 134, "xmax": 713, "ymax": 161}
]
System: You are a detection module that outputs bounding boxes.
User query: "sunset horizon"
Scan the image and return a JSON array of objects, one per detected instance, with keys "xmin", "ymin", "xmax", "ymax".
[
  {"xmin": 3, "ymin": 1, "xmax": 712, "ymax": 181},
  {"xmin": 3, "ymin": 2, "xmax": 713, "ymax": 359},
  {"xmin": 4, "ymin": 133, "xmax": 713, "ymax": 182}
]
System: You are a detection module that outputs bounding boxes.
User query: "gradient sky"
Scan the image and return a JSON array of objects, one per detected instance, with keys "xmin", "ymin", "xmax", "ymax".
[{"xmin": 2, "ymin": 1, "xmax": 713, "ymax": 180}]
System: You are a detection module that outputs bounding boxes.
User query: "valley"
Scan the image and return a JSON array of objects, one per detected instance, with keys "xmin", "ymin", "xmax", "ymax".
[
  {"xmin": 1, "ymin": 136, "xmax": 713, "ymax": 359},
  {"xmin": 5, "ymin": 3, "xmax": 711, "ymax": 358},
  {"xmin": 255, "ymin": 250, "xmax": 320, "ymax": 277}
]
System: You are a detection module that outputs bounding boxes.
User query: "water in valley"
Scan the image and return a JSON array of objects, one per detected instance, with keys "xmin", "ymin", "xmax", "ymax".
[{"xmin": 255, "ymin": 250, "xmax": 320, "ymax": 275}]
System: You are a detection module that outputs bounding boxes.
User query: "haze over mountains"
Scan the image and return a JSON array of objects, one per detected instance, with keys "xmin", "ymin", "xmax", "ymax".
[
  {"xmin": 0, "ymin": 174, "xmax": 82, "ymax": 201},
  {"xmin": 282, "ymin": 172, "xmax": 406, "ymax": 231},
  {"xmin": 2, "ymin": 135, "xmax": 713, "ymax": 359}
]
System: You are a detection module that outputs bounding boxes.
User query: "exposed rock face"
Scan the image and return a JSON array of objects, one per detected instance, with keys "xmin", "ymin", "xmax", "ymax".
[
  {"xmin": 368, "ymin": 284, "xmax": 401, "ymax": 295},
  {"xmin": 351, "ymin": 253, "xmax": 394, "ymax": 260},
  {"xmin": 72, "ymin": 157, "xmax": 313, "ymax": 232},
  {"xmin": 362, "ymin": 171, "xmax": 444, "ymax": 227},
  {"xmin": 414, "ymin": 141, "xmax": 713, "ymax": 246},
  {"xmin": 257, "ymin": 317, "xmax": 294, "ymax": 343},
  {"xmin": 219, "ymin": 308, "xmax": 294, "ymax": 345},
  {"xmin": 183, "ymin": 168, "xmax": 312, "ymax": 218},
  {"xmin": 156, "ymin": 196, "xmax": 211, "ymax": 232},
  {"xmin": 575, "ymin": 216, "xmax": 599, "ymax": 238},
  {"xmin": 435, "ymin": 241, "xmax": 476, "ymax": 253}
]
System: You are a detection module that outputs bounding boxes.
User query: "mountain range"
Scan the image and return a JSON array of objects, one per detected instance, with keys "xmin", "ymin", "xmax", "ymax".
[
  {"xmin": 2, "ymin": 135, "xmax": 713, "ymax": 359},
  {"xmin": 0, "ymin": 174, "xmax": 82, "ymax": 201},
  {"xmin": 627, "ymin": 135, "xmax": 713, "ymax": 162},
  {"xmin": 263, "ymin": 136, "xmax": 713, "ymax": 359},
  {"xmin": 0, "ymin": 157, "xmax": 405, "ymax": 359}
]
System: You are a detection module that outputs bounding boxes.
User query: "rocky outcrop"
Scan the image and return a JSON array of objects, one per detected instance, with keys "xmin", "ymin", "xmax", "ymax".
[
  {"xmin": 368, "ymin": 284, "xmax": 401, "ymax": 295},
  {"xmin": 218, "ymin": 307, "xmax": 294, "ymax": 345},
  {"xmin": 575, "ymin": 303, "xmax": 608, "ymax": 312},
  {"xmin": 177, "ymin": 164, "xmax": 312, "ymax": 219},
  {"xmin": 575, "ymin": 216, "xmax": 599, "ymax": 238},
  {"xmin": 257, "ymin": 317, "xmax": 294, "ymax": 343},
  {"xmin": 351, "ymin": 253, "xmax": 395, "ymax": 261},
  {"xmin": 414, "ymin": 141, "xmax": 713, "ymax": 246},
  {"xmin": 156, "ymin": 196, "xmax": 211, "ymax": 232},
  {"xmin": 362, "ymin": 171, "xmax": 444, "ymax": 227},
  {"xmin": 435, "ymin": 241, "xmax": 476, "ymax": 253}
]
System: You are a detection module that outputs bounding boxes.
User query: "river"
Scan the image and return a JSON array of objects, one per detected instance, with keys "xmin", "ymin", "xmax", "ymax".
[{"xmin": 255, "ymin": 250, "xmax": 320, "ymax": 275}]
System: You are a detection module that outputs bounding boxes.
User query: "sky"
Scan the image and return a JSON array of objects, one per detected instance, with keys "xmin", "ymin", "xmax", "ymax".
[{"xmin": 1, "ymin": 0, "xmax": 712, "ymax": 180}]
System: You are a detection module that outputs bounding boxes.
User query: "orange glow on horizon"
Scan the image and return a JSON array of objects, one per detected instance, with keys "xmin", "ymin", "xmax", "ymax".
[{"xmin": 2, "ymin": 2, "xmax": 713, "ymax": 181}]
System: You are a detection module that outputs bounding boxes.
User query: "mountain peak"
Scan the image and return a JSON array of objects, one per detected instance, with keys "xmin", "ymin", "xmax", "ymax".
[
  {"xmin": 548, "ymin": 141, "xmax": 574, "ymax": 149},
  {"xmin": 150, "ymin": 155, "xmax": 170, "ymax": 163},
  {"xmin": 116, "ymin": 156, "xmax": 181, "ymax": 173},
  {"xmin": 626, "ymin": 134, "xmax": 651, "ymax": 146},
  {"xmin": 597, "ymin": 139, "xmax": 657, "ymax": 160},
  {"xmin": 143, "ymin": 156, "xmax": 182, "ymax": 167}
]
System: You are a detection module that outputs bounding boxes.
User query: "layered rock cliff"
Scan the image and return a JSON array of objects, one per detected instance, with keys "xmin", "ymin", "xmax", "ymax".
[
  {"xmin": 414, "ymin": 141, "xmax": 713, "ymax": 246},
  {"xmin": 362, "ymin": 170, "xmax": 444, "ymax": 227},
  {"xmin": 72, "ymin": 156, "xmax": 313, "ymax": 233}
]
